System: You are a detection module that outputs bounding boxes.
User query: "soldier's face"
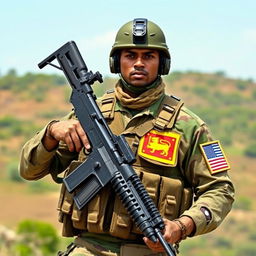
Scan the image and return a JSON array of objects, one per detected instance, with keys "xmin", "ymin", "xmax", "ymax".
[{"xmin": 120, "ymin": 48, "xmax": 160, "ymax": 87}]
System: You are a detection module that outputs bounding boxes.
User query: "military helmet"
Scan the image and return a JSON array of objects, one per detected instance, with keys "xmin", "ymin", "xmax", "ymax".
[{"xmin": 109, "ymin": 18, "xmax": 171, "ymax": 75}]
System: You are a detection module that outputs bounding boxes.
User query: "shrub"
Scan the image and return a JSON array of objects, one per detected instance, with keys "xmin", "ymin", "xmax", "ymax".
[
  {"xmin": 14, "ymin": 244, "xmax": 33, "ymax": 256},
  {"xmin": 235, "ymin": 243, "xmax": 256, "ymax": 256},
  {"xmin": 191, "ymin": 85, "xmax": 208, "ymax": 97},
  {"xmin": 207, "ymin": 79, "xmax": 218, "ymax": 87},
  {"xmin": 214, "ymin": 70, "xmax": 226, "ymax": 77},
  {"xmin": 0, "ymin": 115, "xmax": 19, "ymax": 128},
  {"xmin": 214, "ymin": 237, "xmax": 232, "ymax": 248},
  {"xmin": 236, "ymin": 81, "xmax": 247, "ymax": 91},
  {"xmin": 28, "ymin": 180, "xmax": 58, "ymax": 193},
  {"xmin": 0, "ymin": 115, "xmax": 40, "ymax": 139},
  {"xmin": 0, "ymin": 115, "xmax": 24, "ymax": 137},
  {"xmin": 233, "ymin": 196, "xmax": 252, "ymax": 211},
  {"xmin": 252, "ymin": 89, "xmax": 256, "ymax": 99},
  {"xmin": 219, "ymin": 135, "xmax": 232, "ymax": 147},
  {"xmin": 16, "ymin": 219, "xmax": 59, "ymax": 255},
  {"xmin": 7, "ymin": 161, "xmax": 24, "ymax": 183},
  {"xmin": 181, "ymin": 84, "xmax": 189, "ymax": 91},
  {"xmin": 248, "ymin": 230, "xmax": 256, "ymax": 241},
  {"xmin": 244, "ymin": 143, "xmax": 256, "ymax": 158}
]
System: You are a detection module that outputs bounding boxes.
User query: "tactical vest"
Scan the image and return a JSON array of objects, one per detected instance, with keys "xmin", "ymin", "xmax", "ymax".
[{"xmin": 57, "ymin": 91, "xmax": 193, "ymax": 239}]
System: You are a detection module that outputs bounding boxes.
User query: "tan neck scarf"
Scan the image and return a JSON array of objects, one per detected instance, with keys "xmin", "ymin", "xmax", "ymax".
[{"xmin": 114, "ymin": 80, "xmax": 165, "ymax": 110}]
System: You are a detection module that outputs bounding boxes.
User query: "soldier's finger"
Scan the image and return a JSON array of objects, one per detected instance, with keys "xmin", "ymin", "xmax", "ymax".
[
  {"xmin": 70, "ymin": 130, "xmax": 83, "ymax": 152},
  {"xmin": 76, "ymin": 124, "xmax": 91, "ymax": 150},
  {"xmin": 143, "ymin": 237, "xmax": 165, "ymax": 252},
  {"xmin": 65, "ymin": 134, "xmax": 75, "ymax": 152}
]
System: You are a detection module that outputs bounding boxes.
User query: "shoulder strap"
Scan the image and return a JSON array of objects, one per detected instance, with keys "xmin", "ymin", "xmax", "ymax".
[
  {"xmin": 154, "ymin": 95, "xmax": 184, "ymax": 130},
  {"xmin": 99, "ymin": 89, "xmax": 116, "ymax": 120}
]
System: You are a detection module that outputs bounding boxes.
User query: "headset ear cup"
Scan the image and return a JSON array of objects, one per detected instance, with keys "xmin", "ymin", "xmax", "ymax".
[
  {"xmin": 162, "ymin": 57, "xmax": 171, "ymax": 75},
  {"xmin": 109, "ymin": 53, "xmax": 120, "ymax": 73},
  {"xmin": 109, "ymin": 56, "xmax": 115, "ymax": 73},
  {"xmin": 159, "ymin": 55, "xmax": 171, "ymax": 75}
]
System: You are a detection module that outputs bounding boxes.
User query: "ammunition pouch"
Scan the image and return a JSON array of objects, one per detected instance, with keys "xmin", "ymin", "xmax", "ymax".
[{"xmin": 57, "ymin": 162, "xmax": 192, "ymax": 239}]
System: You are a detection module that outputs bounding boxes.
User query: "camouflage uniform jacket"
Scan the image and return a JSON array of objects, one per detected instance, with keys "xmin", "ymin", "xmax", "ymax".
[{"xmin": 19, "ymin": 88, "xmax": 235, "ymax": 238}]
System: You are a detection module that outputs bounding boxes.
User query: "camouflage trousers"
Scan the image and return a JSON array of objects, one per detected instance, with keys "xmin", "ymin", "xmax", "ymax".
[{"xmin": 59, "ymin": 237, "xmax": 166, "ymax": 256}]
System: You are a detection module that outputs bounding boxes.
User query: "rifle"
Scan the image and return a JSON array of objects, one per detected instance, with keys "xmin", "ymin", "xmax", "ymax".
[{"xmin": 38, "ymin": 41, "xmax": 176, "ymax": 256}]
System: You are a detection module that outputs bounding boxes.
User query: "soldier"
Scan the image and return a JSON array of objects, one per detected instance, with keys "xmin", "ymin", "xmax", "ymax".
[{"xmin": 19, "ymin": 18, "xmax": 235, "ymax": 256}]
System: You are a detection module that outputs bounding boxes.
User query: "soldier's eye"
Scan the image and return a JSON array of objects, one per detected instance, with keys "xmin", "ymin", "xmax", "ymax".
[
  {"xmin": 127, "ymin": 54, "xmax": 135, "ymax": 59},
  {"xmin": 144, "ymin": 54, "xmax": 154, "ymax": 59}
]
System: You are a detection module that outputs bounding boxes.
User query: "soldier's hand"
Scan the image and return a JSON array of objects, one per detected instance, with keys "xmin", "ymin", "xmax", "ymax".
[
  {"xmin": 143, "ymin": 217, "xmax": 195, "ymax": 253},
  {"xmin": 143, "ymin": 219, "xmax": 181, "ymax": 253},
  {"xmin": 44, "ymin": 120, "xmax": 90, "ymax": 152}
]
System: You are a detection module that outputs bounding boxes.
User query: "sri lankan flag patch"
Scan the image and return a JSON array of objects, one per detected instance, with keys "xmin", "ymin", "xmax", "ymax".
[
  {"xmin": 138, "ymin": 130, "xmax": 181, "ymax": 165},
  {"xmin": 200, "ymin": 140, "xmax": 230, "ymax": 174}
]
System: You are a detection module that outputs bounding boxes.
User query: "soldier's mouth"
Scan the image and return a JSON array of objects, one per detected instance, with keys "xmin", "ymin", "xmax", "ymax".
[{"xmin": 130, "ymin": 70, "xmax": 148, "ymax": 79}]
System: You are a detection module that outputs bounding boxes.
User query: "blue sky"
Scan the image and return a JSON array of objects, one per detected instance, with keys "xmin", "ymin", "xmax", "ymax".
[{"xmin": 1, "ymin": 0, "xmax": 255, "ymax": 80}]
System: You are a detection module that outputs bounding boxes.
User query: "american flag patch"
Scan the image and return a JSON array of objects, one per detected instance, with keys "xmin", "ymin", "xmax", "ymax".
[{"xmin": 200, "ymin": 140, "xmax": 230, "ymax": 174}]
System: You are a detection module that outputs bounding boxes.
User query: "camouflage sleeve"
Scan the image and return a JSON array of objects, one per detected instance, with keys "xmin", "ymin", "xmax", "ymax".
[
  {"xmin": 19, "ymin": 112, "xmax": 78, "ymax": 181},
  {"xmin": 178, "ymin": 110, "xmax": 235, "ymax": 236}
]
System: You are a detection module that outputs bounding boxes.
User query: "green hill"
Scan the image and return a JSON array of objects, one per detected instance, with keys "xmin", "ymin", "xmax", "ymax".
[
  {"xmin": 2, "ymin": 69, "xmax": 255, "ymax": 157},
  {"xmin": 0, "ymin": 69, "xmax": 256, "ymax": 255}
]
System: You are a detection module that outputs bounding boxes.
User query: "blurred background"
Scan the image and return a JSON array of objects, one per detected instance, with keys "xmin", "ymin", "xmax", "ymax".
[{"xmin": 0, "ymin": 0, "xmax": 256, "ymax": 255}]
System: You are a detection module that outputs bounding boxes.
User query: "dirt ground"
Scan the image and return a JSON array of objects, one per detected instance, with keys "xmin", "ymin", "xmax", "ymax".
[{"xmin": 0, "ymin": 183, "xmax": 62, "ymax": 232}]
